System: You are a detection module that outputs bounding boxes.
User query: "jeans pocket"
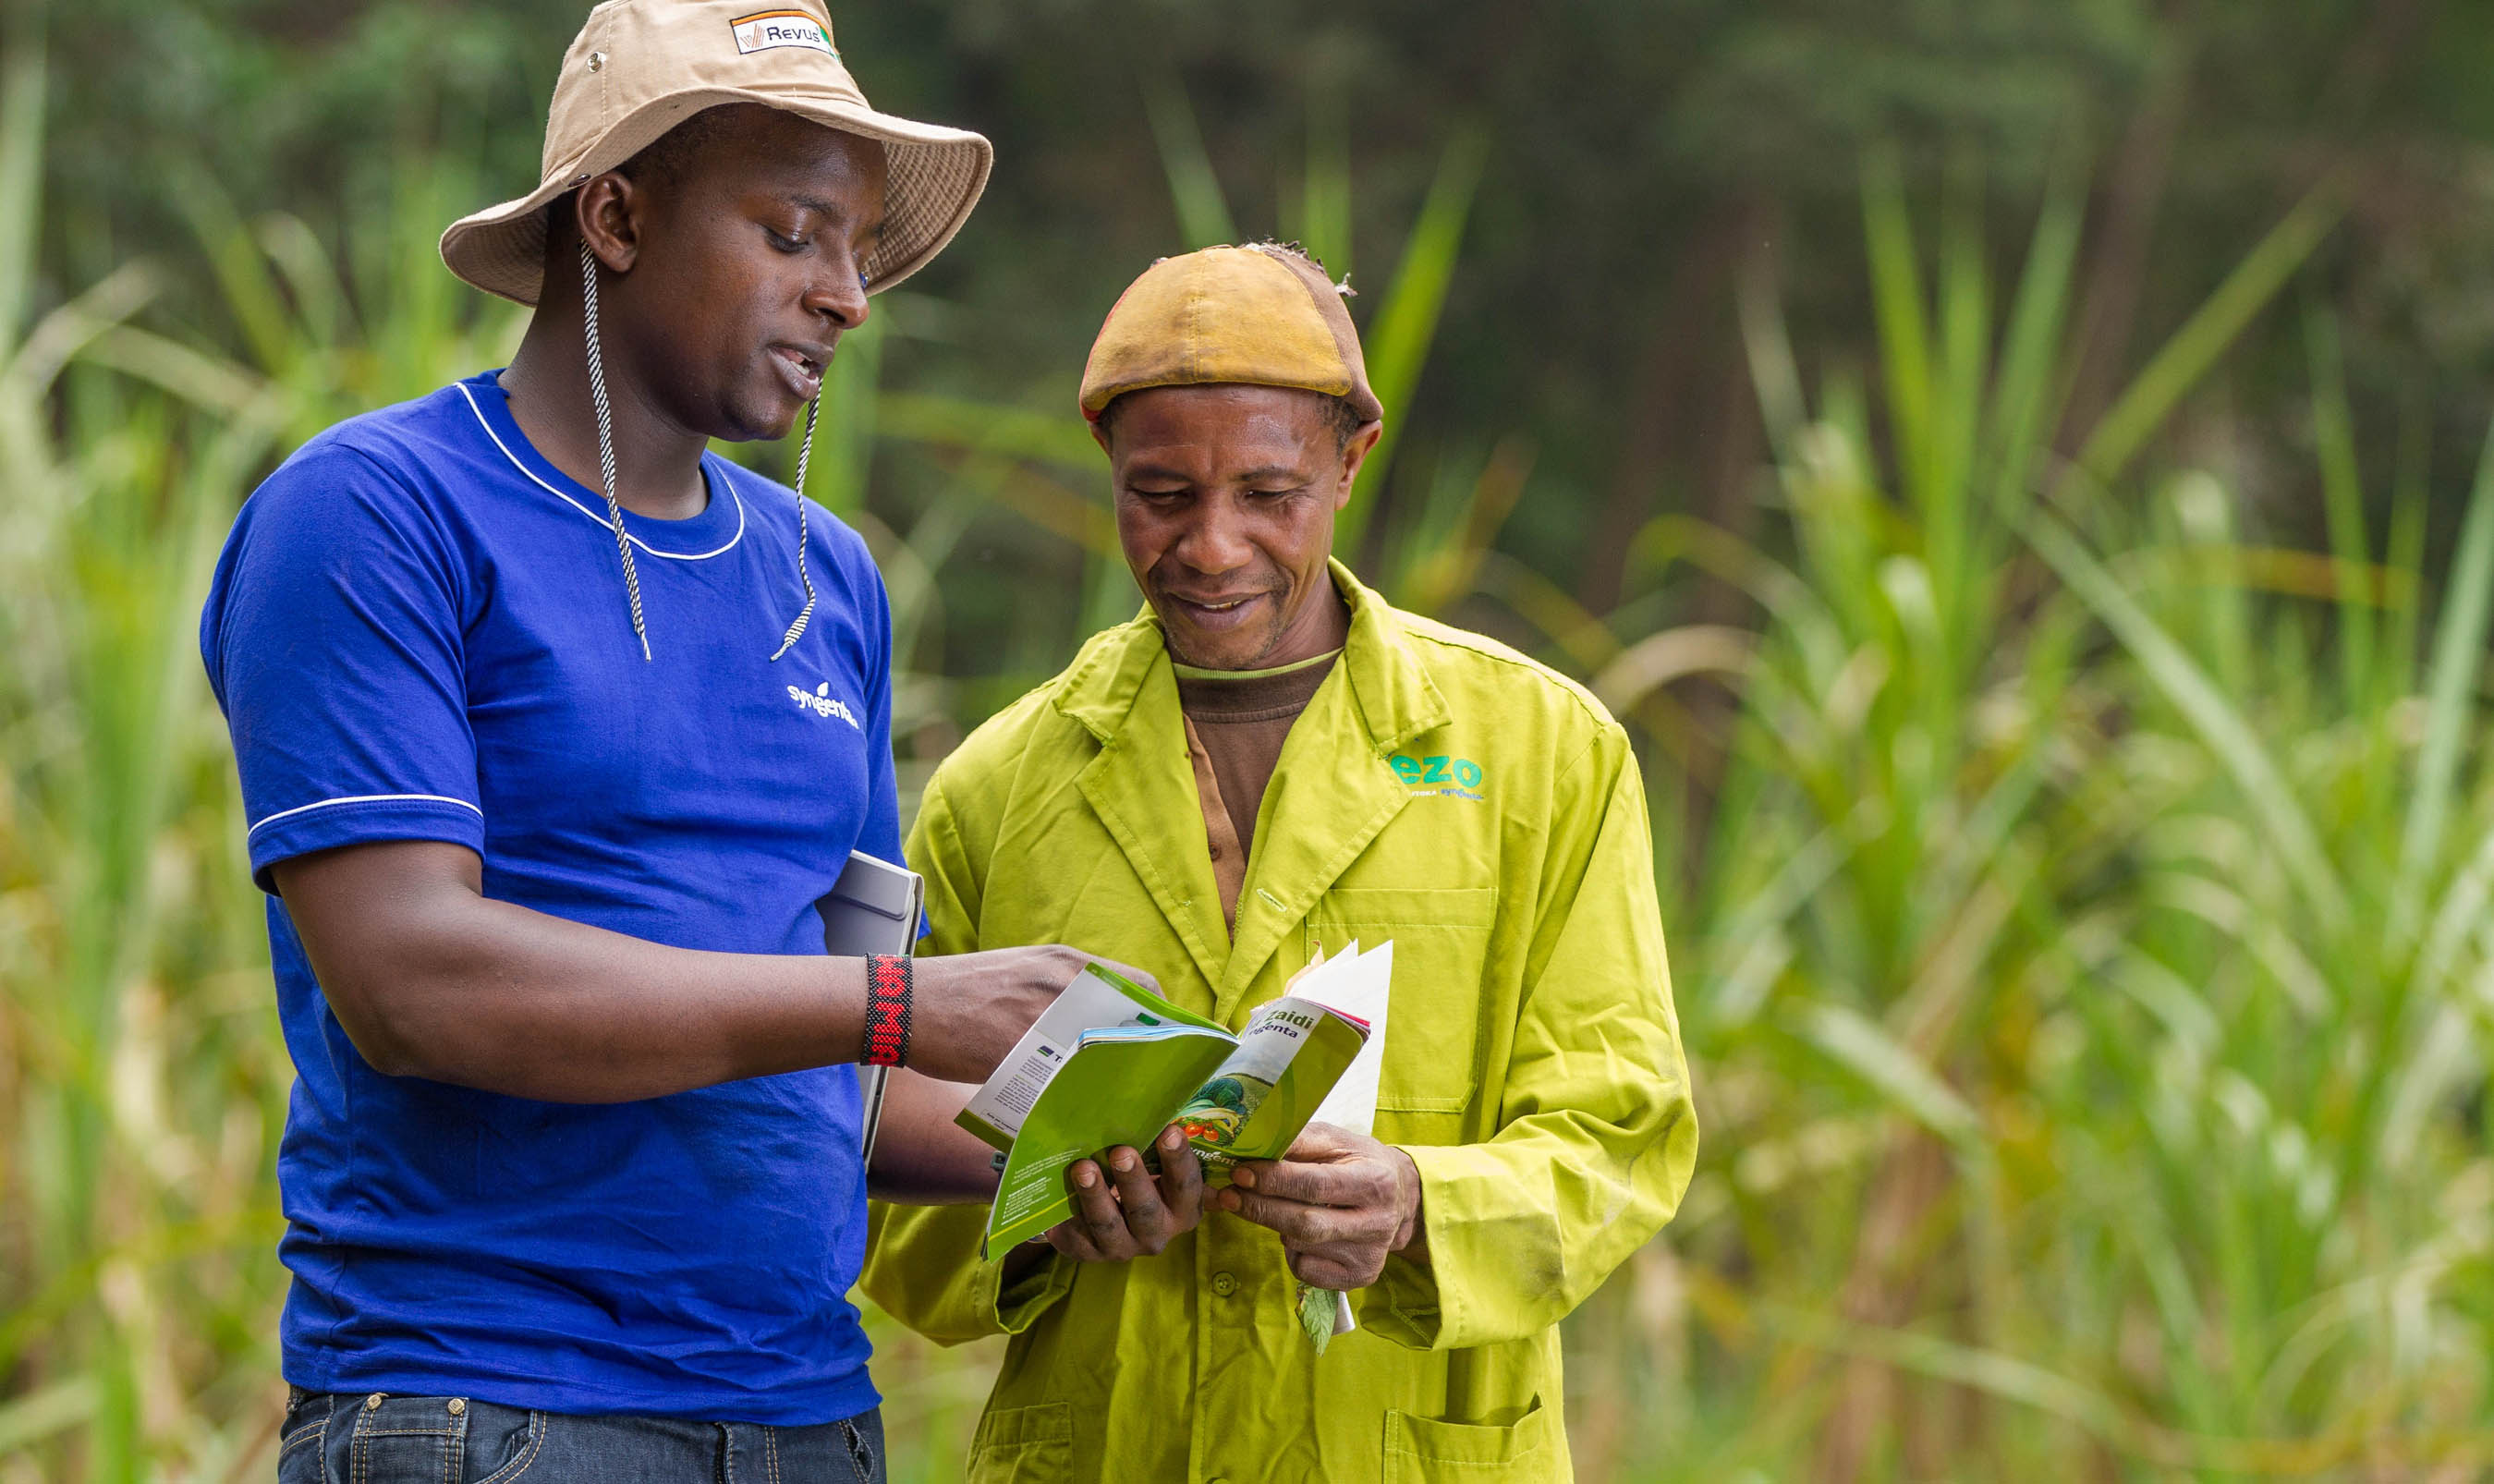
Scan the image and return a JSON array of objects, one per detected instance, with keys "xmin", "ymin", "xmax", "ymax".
[
  {"xmin": 462, "ymin": 1400, "xmax": 542, "ymax": 1484},
  {"xmin": 342, "ymin": 1393, "xmax": 468, "ymax": 1484},
  {"xmin": 275, "ymin": 1393, "xmax": 331, "ymax": 1484}
]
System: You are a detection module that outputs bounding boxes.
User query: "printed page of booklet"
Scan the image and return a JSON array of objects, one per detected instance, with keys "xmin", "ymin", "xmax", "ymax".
[{"xmin": 1294, "ymin": 941, "xmax": 1395, "ymax": 1339}]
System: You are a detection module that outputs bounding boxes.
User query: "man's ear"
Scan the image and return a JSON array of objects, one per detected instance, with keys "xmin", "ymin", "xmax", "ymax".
[
  {"xmin": 574, "ymin": 174, "xmax": 647, "ymax": 275},
  {"xmin": 1333, "ymin": 420, "xmax": 1384, "ymax": 508},
  {"xmin": 1089, "ymin": 418, "xmax": 1115, "ymax": 459}
]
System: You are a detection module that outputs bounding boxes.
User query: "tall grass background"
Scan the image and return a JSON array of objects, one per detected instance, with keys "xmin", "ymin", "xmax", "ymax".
[{"xmin": 7, "ymin": 30, "xmax": 2494, "ymax": 1483}]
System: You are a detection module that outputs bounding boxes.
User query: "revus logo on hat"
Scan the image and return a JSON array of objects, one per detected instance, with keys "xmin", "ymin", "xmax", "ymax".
[{"xmin": 730, "ymin": 9, "xmax": 836, "ymax": 56}]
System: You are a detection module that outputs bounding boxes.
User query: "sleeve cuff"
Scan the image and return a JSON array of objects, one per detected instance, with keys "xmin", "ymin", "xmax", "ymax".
[
  {"xmin": 985, "ymin": 1245, "xmax": 1077, "ymax": 1333},
  {"xmin": 1356, "ymin": 1143, "xmax": 1466, "ymax": 1349},
  {"xmin": 246, "ymin": 795, "xmax": 485, "ymax": 892}
]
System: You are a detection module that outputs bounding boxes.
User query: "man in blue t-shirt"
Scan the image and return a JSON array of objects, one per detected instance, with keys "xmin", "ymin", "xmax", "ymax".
[{"xmin": 201, "ymin": 5, "xmax": 1203, "ymax": 1479}]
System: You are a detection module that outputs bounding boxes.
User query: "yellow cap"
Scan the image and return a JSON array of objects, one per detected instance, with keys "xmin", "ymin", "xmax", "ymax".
[{"xmin": 1077, "ymin": 244, "xmax": 1382, "ymax": 425}]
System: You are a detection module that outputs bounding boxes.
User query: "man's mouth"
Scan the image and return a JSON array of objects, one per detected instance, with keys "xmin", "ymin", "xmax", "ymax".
[
  {"xmin": 1162, "ymin": 590, "xmax": 1271, "ymax": 631},
  {"xmin": 769, "ymin": 345, "xmax": 828, "ymax": 399}
]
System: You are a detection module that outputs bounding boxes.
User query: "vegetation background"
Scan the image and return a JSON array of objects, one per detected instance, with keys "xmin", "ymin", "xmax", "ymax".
[{"xmin": 12, "ymin": 0, "xmax": 2494, "ymax": 1478}]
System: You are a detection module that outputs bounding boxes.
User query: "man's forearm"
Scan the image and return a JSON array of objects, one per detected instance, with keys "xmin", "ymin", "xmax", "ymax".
[
  {"xmin": 867, "ymin": 1071, "xmax": 1001, "ymax": 1202},
  {"xmin": 293, "ymin": 868, "xmax": 870, "ymax": 1101},
  {"xmin": 274, "ymin": 840, "xmax": 1101, "ymax": 1102}
]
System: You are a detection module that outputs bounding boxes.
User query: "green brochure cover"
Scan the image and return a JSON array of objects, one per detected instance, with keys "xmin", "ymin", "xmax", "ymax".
[{"xmin": 958, "ymin": 965, "xmax": 1372, "ymax": 1259}]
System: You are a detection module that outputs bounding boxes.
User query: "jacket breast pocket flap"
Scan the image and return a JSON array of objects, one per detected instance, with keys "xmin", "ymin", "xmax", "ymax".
[
  {"xmin": 1383, "ymin": 1394, "xmax": 1555, "ymax": 1479},
  {"xmin": 967, "ymin": 1402, "xmax": 1072, "ymax": 1484},
  {"xmin": 1307, "ymin": 885, "xmax": 1497, "ymax": 1117}
]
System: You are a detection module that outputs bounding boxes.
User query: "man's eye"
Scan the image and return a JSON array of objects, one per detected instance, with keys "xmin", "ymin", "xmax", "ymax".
[
  {"xmin": 1130, "ymin": 487, "xmax": 1188, "ymax": 501},
  {"xmin": 1248, "ymin": 486, "xmax": 1305, "ymax": 501}
]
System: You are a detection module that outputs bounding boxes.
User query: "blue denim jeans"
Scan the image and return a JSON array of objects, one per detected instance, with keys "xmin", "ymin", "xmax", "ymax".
[{"xmin": 275, "ymin": 1388, "xmax": 885, "ymax": 1483}]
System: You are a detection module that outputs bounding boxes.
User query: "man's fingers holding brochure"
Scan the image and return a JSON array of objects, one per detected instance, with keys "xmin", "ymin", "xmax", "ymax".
[
  {"xmin": 1045, "ymin": 1126, "xmax": 1203, "ymax": 1262},
  {"xmin": 1140, "ymin": 1125, "xmax": 1206, "ymax": 1240},
  {"xmin": 1218, "ymin": 1123, "xmax": 1427, "ymax": 1283},
  {"xmin": 1067, "ymin": 1156, "xmax": 1134, "ymax": 1255},
  {"xmin": 1219, "ymin": 1186, "xmax": 1377, "ymax": 1247},
  {"xmin": 1285, "ymin": 1246, "xmax": 1379, "ymax": 1293}
]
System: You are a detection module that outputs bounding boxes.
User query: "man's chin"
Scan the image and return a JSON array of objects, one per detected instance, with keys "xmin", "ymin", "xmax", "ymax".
[
  {"xmin": 1162, "ymin": 623, "xmax": 1283, "ymax": 671},
  {"xmin": 708, "ymin": 388, "xmax": 809, "ymax": 445}
]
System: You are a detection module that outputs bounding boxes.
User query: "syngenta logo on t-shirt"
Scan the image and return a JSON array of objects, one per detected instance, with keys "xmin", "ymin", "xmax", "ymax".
[
  {"xmin": 788, "ymin": 681, "xmax": 861, "ymax": 729},
  {"xmin": 730, "ymin": 10, "xmax": 836, "ymax": 56}
]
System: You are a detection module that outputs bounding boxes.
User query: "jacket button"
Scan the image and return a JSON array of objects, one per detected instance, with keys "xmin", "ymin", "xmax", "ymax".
[
  {"xmin": 1211, "ymin": 1271, "xmax": 1237, "ymax": 1297},
  {"xmin": 446, "ymin": 1399, "xmax": 466, "ymax": 1417},
  {"xmin": 364, "ymin": 1393, "xmax": 384, "ymax": 1411}
]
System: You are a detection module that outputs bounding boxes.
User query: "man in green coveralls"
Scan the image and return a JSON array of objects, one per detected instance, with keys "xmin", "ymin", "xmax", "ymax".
[{"xmin": 864, "ymin": 244, "xmax": 1697, "ymax": 1482}]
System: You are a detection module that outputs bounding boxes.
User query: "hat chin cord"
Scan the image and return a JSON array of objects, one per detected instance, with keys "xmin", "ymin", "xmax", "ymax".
[
  {"xmin": 581, "ymin": 241, "xmax": 652, "ymax": 663},
  {"xmin": 579, "ymin": 240, "xmax": 823, "ymax": 664},
  {"xmin": 770, "ymin": 395, "xmax": 821, "ymax": 662}
]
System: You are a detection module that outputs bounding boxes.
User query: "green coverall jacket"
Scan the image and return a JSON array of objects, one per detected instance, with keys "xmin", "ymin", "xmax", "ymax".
[{"xmin": 863, "ymin": 565, "xmax": 1697, "ymax": 1483}]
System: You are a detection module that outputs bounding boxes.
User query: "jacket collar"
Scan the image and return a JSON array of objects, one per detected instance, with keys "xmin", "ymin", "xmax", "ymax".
[{"xmin": 1052, "ymin": 558, "xmax": 1449, "ymax": 753}]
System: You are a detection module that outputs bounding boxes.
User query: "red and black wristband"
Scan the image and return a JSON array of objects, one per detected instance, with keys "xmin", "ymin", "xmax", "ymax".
[{"xmin": 862, "ymin": 955, "xmax": 912, "ymax": 1068}]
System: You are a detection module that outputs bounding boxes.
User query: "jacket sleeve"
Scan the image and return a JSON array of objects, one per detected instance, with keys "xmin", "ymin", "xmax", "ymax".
[
  {"xmin": 1361, "ymin": 722, "xmax": 1698, "ymax": 1351},
  {"xmin": 860, "ymin": 776, "xmax": 1079, "ymax": 1343}
]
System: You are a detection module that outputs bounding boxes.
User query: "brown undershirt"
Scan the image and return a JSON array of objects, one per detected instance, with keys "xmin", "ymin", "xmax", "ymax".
[{"xmin": 1174, "ymin": 648, "xmax": 1339, "ymax": 936}]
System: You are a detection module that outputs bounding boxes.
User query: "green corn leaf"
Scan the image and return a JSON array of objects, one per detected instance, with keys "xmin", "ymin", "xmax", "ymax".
[
  {"xmin": 1983, "ymin": 167, "xmax": 2084, "ymax": 530},
  {"xmin": 2391, "ymin": 414, "xmax": 2494, "ymax": 947},
  {"xmin": 2077, "ymin": 177, "xmax": 2347, "ymax": 484},
  {"xmin": 2304, "ymin": 303, "xmax": 2375, "ymax": 704},
  {"xmin": 1142, "ymin": 78, "xmax": 1237, "ymax": 250},
  {"xmin": 1794, "ymin": 1002, "xmax": 1983, "ymax": 1151},
  {"xmin": 1299, "ymin": 79, "xmax": 1353, "ymax": 281},
  {"xmin": 0, "ymin": 30, "xmax": 43, "ymax": 344},
  {"xmin": 877, "ymin": 392, "xmax": 1101, "ymax": 468},
  {"xmin": 1861, "ymin": 146, "xmax": 1935, "ymax": 512},
  {"xmin": 2025, "ymin": 508, "xmax": 2349, "ymax": 931},
  {"xmin": 0, "ymin": 1379, "xmax": 97, "ymax": 1456},
  {"xmin": 1736, "ymin": 254, "xmax": 1809, "ymax": 469},
  {"xmin": 810, "ymin": 310, "xmax": 883, "ymax": 517},
  {"xmin": 1344, "ymin": 126, "xmax": 1487, "ymax": 556}
]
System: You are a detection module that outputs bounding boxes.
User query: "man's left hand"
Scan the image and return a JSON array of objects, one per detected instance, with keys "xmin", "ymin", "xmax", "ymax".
[{"xmin": 1214, "ymin": 1122, "xmax": 1425, "ymax": 1290}]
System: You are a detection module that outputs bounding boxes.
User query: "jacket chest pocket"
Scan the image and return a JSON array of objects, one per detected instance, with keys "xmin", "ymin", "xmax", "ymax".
[{"xmin": 1306, "ymin": 886, "xmax": 1497, "ymax": 1134}]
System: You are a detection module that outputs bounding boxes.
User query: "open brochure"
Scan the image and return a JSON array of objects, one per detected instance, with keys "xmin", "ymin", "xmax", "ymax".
[
  {"xmin": 1288, "ymin": 941, "xmax": 1393, "ymax": 1348},
  {"xmin": 957, "ymin": 949, "xmax": 1388, "ymax": 1260}
]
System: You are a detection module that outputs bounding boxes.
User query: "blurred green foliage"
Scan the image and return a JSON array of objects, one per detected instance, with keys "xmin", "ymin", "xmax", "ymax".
[
  {"xmin": 36, "ymin": 0, "xmax": 2494, "ymax": 581},
  {"xmin": 14, "ymin": 2, "xmax": 2494, "ymax": 1480}
]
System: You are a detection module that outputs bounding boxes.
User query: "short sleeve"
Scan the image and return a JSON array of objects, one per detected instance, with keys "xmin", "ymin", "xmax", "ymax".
[{"xmin": 201, "ymin": 442, "xmax": 482, "ymax": 893}]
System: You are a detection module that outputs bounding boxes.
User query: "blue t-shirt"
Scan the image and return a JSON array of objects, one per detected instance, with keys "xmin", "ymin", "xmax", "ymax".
[{"xmin": 200, "ymin": 371, "xmax": 897, "ymax": 1425}]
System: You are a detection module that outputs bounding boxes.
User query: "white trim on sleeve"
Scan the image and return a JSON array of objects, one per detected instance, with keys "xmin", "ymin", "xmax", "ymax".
[
  {"xmin": 247, "ymin": 793, "xmax": 486, "ymax": 838},
  {"xmin": 456, "ymin": 381, "xmax": 747, "ymax": 560}
]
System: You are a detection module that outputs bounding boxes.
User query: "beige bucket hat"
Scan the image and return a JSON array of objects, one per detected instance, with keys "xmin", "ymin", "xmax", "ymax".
[{"xmin": 440, "ymin": 0, "xmax": 992, "ymax": 305}]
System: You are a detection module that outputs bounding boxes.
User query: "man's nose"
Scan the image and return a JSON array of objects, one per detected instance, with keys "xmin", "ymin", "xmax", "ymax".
[
  {"xmin": 802, "ymin": 258, "xmax": 870, "ymax": 331},
  {"xmin": 1173, "ymin": 498, "xmax": 1254, "ymax": 575}
]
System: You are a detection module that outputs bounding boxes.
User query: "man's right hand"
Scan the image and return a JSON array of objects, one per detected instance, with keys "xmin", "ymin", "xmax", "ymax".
[{"xmin": 904, "ymin": 945, "xmax": 1154, "ymax": 1084}]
